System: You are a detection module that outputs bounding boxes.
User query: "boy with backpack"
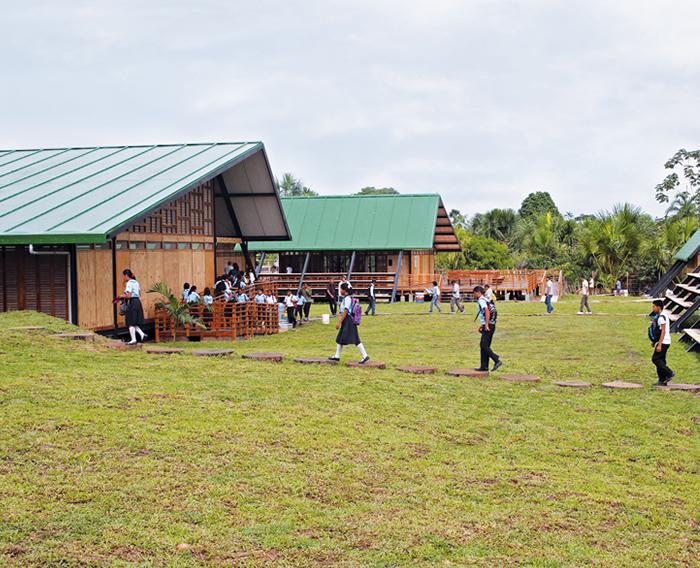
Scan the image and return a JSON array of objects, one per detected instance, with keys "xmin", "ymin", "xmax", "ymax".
[
  {"xmin": 650, "ymin": 299, "xmax": 674, "ymax": 386},
  {"xmin": 473, "ymin": 285, "xmax": 502, "ymax": 372},
  {"xmin": 329, "ymin": 282, "xmax": 369, "ymax": 364}
]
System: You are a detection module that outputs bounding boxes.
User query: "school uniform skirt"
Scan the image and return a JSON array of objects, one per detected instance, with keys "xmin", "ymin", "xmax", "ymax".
[
  {"xmin": 124, "ymin": 297, "xmax": 145, "ymax": 327},
  {"xmin": 336, "ymin": 315, "xmax": 361, "ymax": 345}
]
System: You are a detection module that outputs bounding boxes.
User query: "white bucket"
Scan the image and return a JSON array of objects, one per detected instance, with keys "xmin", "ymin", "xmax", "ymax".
[{"xmin": 321, "ymin": 314, "xmax": 330, "ymax": 325}]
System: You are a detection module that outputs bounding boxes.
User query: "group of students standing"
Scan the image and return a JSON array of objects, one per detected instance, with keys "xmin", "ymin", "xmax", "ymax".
[{"xmin": 283, "ymin": 284, "xmax": 313, "ymax": 328}]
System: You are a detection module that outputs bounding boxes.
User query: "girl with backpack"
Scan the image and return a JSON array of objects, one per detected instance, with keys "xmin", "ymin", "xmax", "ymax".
[{"xmin": 329, "ymin": 283, "xmax": 369, "ymax": 364}]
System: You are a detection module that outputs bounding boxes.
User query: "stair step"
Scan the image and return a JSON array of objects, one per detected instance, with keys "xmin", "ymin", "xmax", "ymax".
[{"xmin": 665, "ymin": 291, "xmax": 692, "ymax": 309}]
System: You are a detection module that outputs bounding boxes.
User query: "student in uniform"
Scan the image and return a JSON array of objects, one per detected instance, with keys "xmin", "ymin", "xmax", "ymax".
[
  {"xmin": 329, "ymin": 283, "xmax": 369, "ymax": 364},
  {"xmin": 254, "ymin": 291, "xmax": 267, "ymax": 303},
  {"xmin": 187, "ymin": 285, "xmax": 200, "ymax": 304},
  {"xmin": 473, "ymin": 285, "xmax": 502, "ymax": 372},
  {"xmin": 236, "ymin": 287, "xmax": 249, "ymax": 303},
  {"xmin": 651, "ymin": 299, "xmax": 675, "ymax": 386},
  {"xmin": 295, "ymin": 292, "xmax": 306, "ymax": 322},
  {"xmin": 181, "ymin": 282, "xmax": 191, "ymax": 303},
  {"xmin": 428, "ymin": 281, "xmax": 442, "ymax": 313},
  {"xmin": 284, "ymin": 291, "xmax": 298, "ymax": 328},
  {"xmin": 202, "ymin": 287, "xmax": 214, "ymax": 327},
  {"xmin": 119, "ymin": 269, "xmax": 146, "ymax": 345},
  {"xmin": 484, "ymin": 284, "xmax": 494, "ymax": 303},
  {"xmin": 578, "ymin": 277, "xmax": 592, "ymax": 314},
  {"xmin": 365, "ymin": 279, "xmax": 377, "ymax": 316},
  {"xmin": 266, "ymin": 291, "xmax": 278, "ymax": 305},
  {"xmin": 450, "ymin": 280, "xmax": 465, "ymax": 313}
]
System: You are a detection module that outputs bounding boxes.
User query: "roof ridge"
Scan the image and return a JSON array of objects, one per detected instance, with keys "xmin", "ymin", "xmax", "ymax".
[
  {"xmin": 0, "ymin": 142, "xmax": 262, "ymax": 152},
  {"xmin": 280, "ymin": 193, "xmax": 441, "ymax": 199}
]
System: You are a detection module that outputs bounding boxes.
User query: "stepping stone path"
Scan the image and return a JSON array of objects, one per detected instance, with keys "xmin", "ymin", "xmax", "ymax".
[
  {"xmin": 654, "ymin": 383, "xmax": 700, "ymax": 392},
  {"xmin": 145, "ymin": 347, "xmax": 184, "ymax": 355},
  {"xmin": 500, "ymin": 374, "xmax": 540, "ymax": 383},
  {"xmin": 104, "ymin": 340, "xmax": 142, "ymax": 351},
  {"xmin": 9, "ymin": 326, "xmax": 46, "ymax": 331},
  {"xmin": 191, "ymin": 349, "xmax": 235, "ymax": 357},
  {"xmin": 242, "ymin": 352, "xmax": 284, "ymax": 362},
  {"xmin": 397, "ymin": 365, "xmax": 438, "ymax": 375},
  {"xmin": 602, "ymin": 381, "xmax": 643, "ymax": 389},
  {"xmin": 293, "ymin": 357, "xmax": 338, "ymax": 365},
  {"xmin": 554, "ymin": 381, "xmax": 591, "ymax": 388},
  {"xmin": 51, "ymin": 333, "xmax": 94, "ymax": 341},
  {"xmin": 445, "ymin": 368, "xmax": 489, "ymax": 378},
  {"xmin": 346, "ymin": 360, "xmax": 386, "ymax": 369}
]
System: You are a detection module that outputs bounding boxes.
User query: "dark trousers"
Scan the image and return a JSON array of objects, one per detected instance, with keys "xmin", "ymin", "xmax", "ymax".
[
  {"xmin": 652, "ymin": 344, "xmax": 673, "ymax": 382},
  {"xmin": 480, "ymin": 325, "xmax": 499, "ymax": 370},
  {"xmin": 328, "ymin": 297, "xmax": 337, "ymax": 315},
  {"xmin": 286, "ymin": 307, "xmax": 297, "ymax": 328},
  {"xmin": 303, "ymin": 303, "xmax": 311, "ymax": 319},
  {"xmin": 365, "ymin": 297, "xmax": 376, "ymax": 315}
]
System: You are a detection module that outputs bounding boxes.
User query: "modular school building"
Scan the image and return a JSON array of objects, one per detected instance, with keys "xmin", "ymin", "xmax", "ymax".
[
  {"xmin": 0, "ymin": 143, "xmax": 290, "ymax": 330},
  {"xmin": 248, "ymin": 194, "xmax": 461, "ymax": 301}
]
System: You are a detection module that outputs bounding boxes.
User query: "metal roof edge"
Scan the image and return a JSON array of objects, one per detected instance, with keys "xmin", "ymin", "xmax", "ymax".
[
  {"xmin": 0, "ymin": 142, "xmax": 264, "ymax": 153},
  {"xmin": 0, "ymin": 233, "xmax": 107, "ymax": 245}
]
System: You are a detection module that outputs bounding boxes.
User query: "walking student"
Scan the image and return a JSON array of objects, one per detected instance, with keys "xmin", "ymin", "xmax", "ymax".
[
  {"xmin": 473, "ymin": 285, "xmax": 502, "ymax": 372},
  {"xmin": 428, "ymin": 280, "xmax": 442, "ymax": 313},
  {"xmin": 301, "ymin": 283, "xmax": 313, "ymax": 321},
  {"xmin": 484, "ymin": 284, "xmax": 494, "ymax": 303},
  {"xmin": 450, "ymin": 280, "xmax": 464, "ymax": 313},
  {"xmin": 326, "ymin": 281, "xmax": 337, "ymax": 316},
  {"xmin": 295, "ymin": 290, "xmax": 306, "ymax": 322},
  {"xmin": 578, "ymin": 276, "xmax": 592, "ymax": 315},
  {"xmin": 118, "ymin": 269, "xmax": 146, "ymax": 345},
  {"xmin": 544, "ymin": 277, "xmax": 554, "ymax": 314},
  {"xmin": 284, "ymin": 290, "xmax": 298, "ymax": 328},
  {"xmin": 365, "ymin": 279, "xmax": 377, "ymax": 316},
  {"xmin": 650, "ymin": 299, "xmax": 674, "ymax": 386},
  {"xmin": 329, "ymin": 283, "xmax": 369, "ymax": 364}
]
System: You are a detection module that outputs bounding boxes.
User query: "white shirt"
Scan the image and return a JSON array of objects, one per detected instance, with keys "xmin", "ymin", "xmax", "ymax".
[
  {"xmin": 452, "ymin": 283, "xmax": 460, "ymax": 297},
  {"xmin": 431, "ymin": 286, "xmax": 440, "ymax": 297},
  {"xmin": 339, "ymin": 295, "xmax": 353, "ymax": 314},
  {"xmin": 581, "ymin": 279, "xmax": 589, "ymax": 295},
  {"xmin": 124, "ymin": 279, "xmax": 140, "ymax": 298},
  {"xmin": 658, "ymin": 313, "xmax": 672, "ymax": 345},
  {"xmin": 544, "ymin": 280, "xmax": 553, "ymax": 295},
  {"xmin": 266, "ymin": 295, "xmax": 277, "ymax": 305},
  {"xmin": 484, "ymin": 288, "xmax": 494, "ymax": 302},
  {"xmin": 286, "ymin": 266, "xmax": 293, "ymax": 274},
  {"xmin": 284, "ymin": 295, "xmax": 296, "ymax": 308},
  {"xmin": 187, "ymin": 292, "xmax": 200, "ymax": 303},
  {"xmin": 203, "ymin": 294, "xmax": 213, "ymax": 305},
  {"xmin": 181, "ymin": 288, "xmax": 190, "ymax": 301}
]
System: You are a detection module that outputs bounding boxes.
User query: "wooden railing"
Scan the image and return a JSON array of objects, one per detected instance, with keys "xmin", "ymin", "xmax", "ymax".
[
  {"xmin": 446, "ymin": 269, "xmax": 556, "ymax": 296},
  {"xmin": 154, "ymin": 300, "xmax": 280, "ymax": 342}
]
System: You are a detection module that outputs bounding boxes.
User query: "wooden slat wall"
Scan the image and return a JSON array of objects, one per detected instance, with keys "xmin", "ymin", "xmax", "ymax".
[{"xmin": 76, "ymin": 248, "xmax": 113, "ymax": 329}]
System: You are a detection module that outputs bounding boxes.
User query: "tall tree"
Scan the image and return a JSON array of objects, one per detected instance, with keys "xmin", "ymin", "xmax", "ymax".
[
  {"xmin": 276, "ymin": 173, "xmax": 317, "ymax": 196},
  {"xmin": 655, "ymin": 149, "xmax": 700, "ymax": 205},
  {"xmin": 355, "ymin": 187, "xmax": 399, "ymax": 195},
  {"xmin": 664, "ymin": 191, "xmax": 699, "ymax": 219},
  {"xmin": 470, "ymin": 208, "xmax": 517, "ymax": 241},
  {"xmin": 449, "ymin": 209, "xmax": 467, "ymax": 228},
  {"xmin": 518, "ymin": 191, "xmax": 560, "ymax": 221}
]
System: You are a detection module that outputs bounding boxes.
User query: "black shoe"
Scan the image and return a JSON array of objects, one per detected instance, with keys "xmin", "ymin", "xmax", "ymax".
[
  {"xmin": 653, "ymin": 381, "xmax": 668, "ymax": 387},
  {"xmin": 492, "ymin": 360, "xmax": 503, "ymax": 372},
  {"xmin": 328, "ymin": 356, "xmax": 340, "ymax": 361},
  {"xmin": 359, "ymin": 356, "xmax": 370, "ymax": 365},
  {"xmin": 668, "ymin": 372, "xmax": 676, "ymax": 382},
  {"xmin": 474, "ymin": 368, "xmax": 489, "ymax": 372}
]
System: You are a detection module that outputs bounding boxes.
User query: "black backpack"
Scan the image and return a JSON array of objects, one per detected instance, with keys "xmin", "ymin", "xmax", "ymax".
[
  {"xmin": 479, "ymin": 299, "xmax": 498, "ymax": 325},
  {"xmin": 648, "ymin": 314, "xmax": 662, "ymax": 343}
]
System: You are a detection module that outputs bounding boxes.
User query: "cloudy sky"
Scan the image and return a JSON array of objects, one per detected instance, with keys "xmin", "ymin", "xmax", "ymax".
[{"xmin": 2, "ymin": 1, "xmax": 699, "ymax": 218}]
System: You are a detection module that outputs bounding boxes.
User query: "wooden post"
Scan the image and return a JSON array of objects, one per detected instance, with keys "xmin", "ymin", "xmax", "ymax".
[
  {"xmin": 390, "ymin": 250, "xmax": 404, "ymax": 303},
  {"xmin": 297, "ymin": 251, "xmax": 310, "ymax": 295},
  {"xmin": 111, "ymin": 237, "xmax": 118, "ymax": 337}
]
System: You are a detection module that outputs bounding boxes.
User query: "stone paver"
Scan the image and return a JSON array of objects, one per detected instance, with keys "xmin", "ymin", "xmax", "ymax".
[
  {"xmin": 500, "ymin": 374, "xmax": 540, "ymax": 383},
  {"xmin": 345, "ymin": 360, "xmax": 386, "ymax": 369},
  {"xmin": 602, "ymin": 381, "xmax": 643, "ymax": 389},
  {"xmin": 654, "ymin": 383, "xmax": 700, "ymax": 392},
  {"xmin": 51, "ymin": 333, "xmax": 94, "ymax": 341},
  {"xmin": 445, "ymin": 368, "xmax": 489, "ymax": 378},
  {"xmin": 9, "ymin": 326, "xmax": 46, "ymax": 331},
  {"xmin": 397, "ymin": 365, "xmax": 438, "ymax": 375},
  {"xmin": 191, "ymin": 349, "xmax": 235, "ymax": 357},
  {"xmin": 145, "ymin": 347, "xmax": 184, "ymax": 355},
  {"xmin": 105, "ymin": 340, "xmax": 142, "ymax": 351},
  {"xmin": 293, "ymin": 357, "xmax": 338, "ymax": 365},
  {"xmin": 242, "ymin": 352, "xmax": 284, "ymax": 362},
  {"xmin": 554, "ymin": 381, "xmax": 591, "ymax": 388}
]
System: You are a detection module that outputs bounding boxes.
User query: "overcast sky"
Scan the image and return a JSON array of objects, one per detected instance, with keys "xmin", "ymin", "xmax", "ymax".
[{"xmin": 2, "ymin": 1, "xmax": 699, "ymax": 218}]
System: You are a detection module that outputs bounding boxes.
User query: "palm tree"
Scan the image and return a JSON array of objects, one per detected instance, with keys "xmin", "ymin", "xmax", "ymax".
[
  {"xmin": 147, "ymin": 282, "xmax": 205, "ymax": 341},
  {"xmin": 470, "ymin": 208, "xmax": 517, "ymax": 241},
  {"xmin": 665, "ymin": 191, "xmax": 699, "ymax": 219}
]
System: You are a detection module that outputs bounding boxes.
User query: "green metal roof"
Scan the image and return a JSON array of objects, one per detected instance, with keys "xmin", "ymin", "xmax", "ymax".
[
  {"xmin": 247, "ymin": 194, "xmax": 457, "ymax": 252},
  {"xmin": 0, "ymin": 142, "xmax": 267, "ymax": 244},
  {"xmin": 674, "ymin": 228, "xmax": 700, "ymax": 262}
]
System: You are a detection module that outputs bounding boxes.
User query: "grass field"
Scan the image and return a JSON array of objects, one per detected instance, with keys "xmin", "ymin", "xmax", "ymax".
[{"xmin": 0, "ymin": 297, "xmax": 698, "ymax": 566}]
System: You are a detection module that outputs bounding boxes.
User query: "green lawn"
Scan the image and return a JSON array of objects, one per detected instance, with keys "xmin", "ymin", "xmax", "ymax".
[{"xmin": 0, "ymin": 297, "xmax": 698, "ymax": 566}]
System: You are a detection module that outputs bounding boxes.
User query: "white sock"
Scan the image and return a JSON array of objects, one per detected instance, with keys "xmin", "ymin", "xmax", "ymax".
[
  {"xmin": 357, "ymin": 343, "xmax": 368, "ymax": 359},
  {"xmin": 136, "ymin": 326, "xmax": 145, "ymax": 339},
  {"xmin": 334, "ymin": 344, "xmax": 343, "ymax": 358},
  {"xmin": 128, "ymin": 327, "xmax": 137, "ymax": 343}
]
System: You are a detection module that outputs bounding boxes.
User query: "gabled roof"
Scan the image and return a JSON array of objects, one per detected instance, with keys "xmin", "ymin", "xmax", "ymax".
[
  {"xmin": 674, "ymin": 228, "xmax": 700, "ymax": 262},
  {"xmin": 247, "ymin": 194, "xmax": 460, "ymax": 252},
  {"xmin": 0, "ymin": 142, "xmax": 290, "ymax": 244}
]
